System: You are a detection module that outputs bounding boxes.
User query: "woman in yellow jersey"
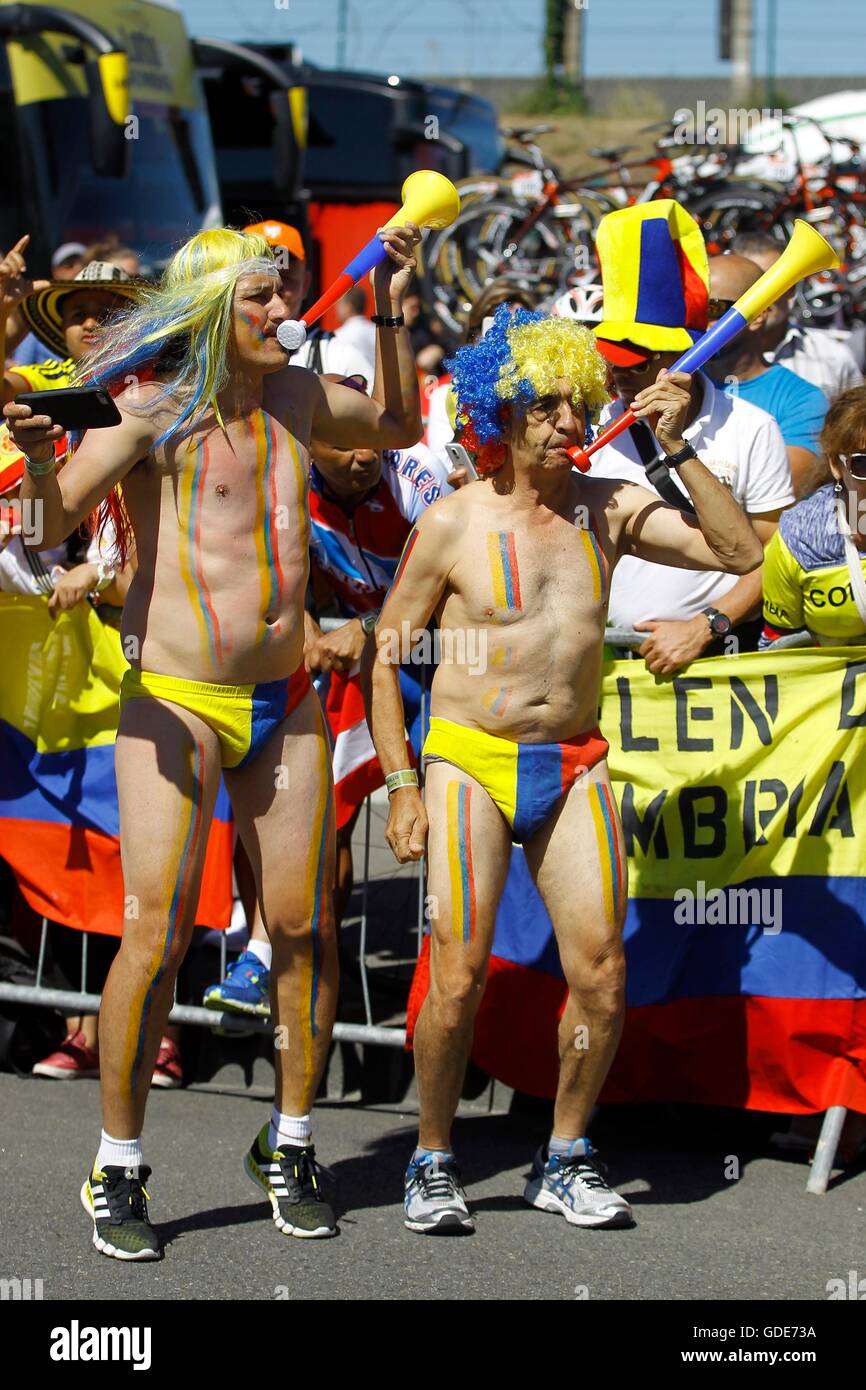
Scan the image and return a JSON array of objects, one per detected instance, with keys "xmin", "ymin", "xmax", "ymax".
[{"xmin": 761, "ymin": 386, "xmax": 866, "ymax": 647}]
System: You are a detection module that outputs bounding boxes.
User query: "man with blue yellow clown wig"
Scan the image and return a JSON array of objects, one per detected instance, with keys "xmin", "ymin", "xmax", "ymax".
[{"xmin": 365, "ymin": 291, "xmax": 763, "ymax": 1235}]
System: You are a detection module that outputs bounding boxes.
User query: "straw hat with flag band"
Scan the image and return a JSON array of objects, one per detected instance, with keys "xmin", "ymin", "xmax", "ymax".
[
  {"xmin": 17, "ymin": 261, "xmax": 142, "ymax": 362},
  {"xmin": 594, "ymin": 200, "xmax": 709, "ymax": 367}
]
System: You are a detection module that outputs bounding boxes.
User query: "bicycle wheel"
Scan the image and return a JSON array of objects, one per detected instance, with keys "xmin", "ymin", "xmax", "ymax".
[
  {"xmin": 422, "ymin": 197, "xmax": 582, "ymax": 336},
  {"xmin": 690, "ymin": 184, "xmax": 793, "ymax": 253}
]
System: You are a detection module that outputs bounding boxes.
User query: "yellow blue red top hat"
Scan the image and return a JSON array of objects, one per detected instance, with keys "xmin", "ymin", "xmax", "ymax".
[{"xmin": 594, "ymin": 200, "xmax": 709, "ymax": 367}]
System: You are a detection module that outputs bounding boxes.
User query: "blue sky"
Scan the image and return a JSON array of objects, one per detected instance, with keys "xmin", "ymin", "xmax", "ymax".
[{"xmin": 177, "ymin": 0, "xmax": 866, "ymax": 79}]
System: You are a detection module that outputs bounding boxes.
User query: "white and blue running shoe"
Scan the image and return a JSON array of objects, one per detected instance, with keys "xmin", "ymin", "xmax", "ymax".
[
  {"xmin": 404, "ymin": 1152, "xmax": 475, "ymax": 1235},
  {"xmin": 524, "ymin": 1145, "xmax": 633, "ymax": 1228}
]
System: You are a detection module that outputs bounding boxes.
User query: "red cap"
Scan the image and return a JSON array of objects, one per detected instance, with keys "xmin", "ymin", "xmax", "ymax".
[{"xmin": 595, "ymin": 337, "xmax": 651, "ymax": 368}]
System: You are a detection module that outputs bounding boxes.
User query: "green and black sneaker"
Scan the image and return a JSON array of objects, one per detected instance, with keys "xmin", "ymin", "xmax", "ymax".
[
  {"xmin": 244, "ymin": 1124, "xmax": 336, "ymax": 1238},
  {"xmin": 80, "ymin": 1163, "xmax": 162, "ymax": 1261}
]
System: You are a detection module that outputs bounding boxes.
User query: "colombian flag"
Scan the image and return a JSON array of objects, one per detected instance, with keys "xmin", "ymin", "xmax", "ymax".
[
  {"xmin": 407, "ymin": 650, "xmax": 866, "ymax": 1115},
  {"xmin": 0, "ymin": 594, "xmax": 232, "ymax": 936}
]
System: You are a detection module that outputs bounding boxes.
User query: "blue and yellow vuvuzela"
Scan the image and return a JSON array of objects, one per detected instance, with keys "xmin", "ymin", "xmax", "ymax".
[{"xmin": 569, "ymin": 218, "xmax": 841, "ymax": 469}]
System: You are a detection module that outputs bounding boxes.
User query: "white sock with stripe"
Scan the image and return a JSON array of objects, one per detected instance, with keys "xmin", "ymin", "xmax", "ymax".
[
  {"xmin": 95, "ymin": 1130, "xmax": 144, "ymax": 1171},
  {"xmin": 268, "ymin": 1109, "xmax": 312, "ymax": 1152}
]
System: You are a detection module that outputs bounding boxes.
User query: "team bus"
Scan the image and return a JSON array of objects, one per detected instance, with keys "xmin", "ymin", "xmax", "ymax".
[{"xmin": 0, "ymin": 0, "xmax": 223, "ymax": 274}]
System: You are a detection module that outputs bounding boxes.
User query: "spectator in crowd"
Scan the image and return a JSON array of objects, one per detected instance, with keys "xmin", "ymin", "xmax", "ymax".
[
  {"xmin": 2, "ymin": 255, "xmax": 139, "ymax": 405},
  {"xmin": 761, "ymin": 384, "xmax": 866, "ymax": 648},
  {"xmin": 243, "ymin": 220, "xmax": 372, "ymax": 382},
  {"xmin": 334, "ymin": 284, "xmax": 376, "ymax": 378},
  {"xmin": 402, "ymin": 281, "xmax": 445, "ymax": 374},
  {"xmin": 52, "ymin": 242, "xmax": 87, "ymax": 281},
  {"xmin": 203, "ymin": 375, "xmax": 452, "ymax": 1016},
  {"xmin": 732, "ymin": 232, "xmax": 863, "ymax": 401},
  {"xmin": 587, "ymin": 204, "xmax": 795, "ymax": 674},
  {"xmin": 426, "ymin": 277, "xmax": 541, "ymax": 455},
  {"xmin": 8, "ymin": 242, "xmax": 86, "ymax": 366},
  {"xmin": 82, "ymin": 236, "xmax": 142, "ymax": 279},
  {"xmin": 707, "ymin": 253, "xmax": 829, "ymax": 499},
  {"xmin": 1, "ymin": 242, "xmax": 179, "ymax": 1083},
  {"xmin": 0, "ymin": 473, "xmax": 180, "ymax": 1084}
]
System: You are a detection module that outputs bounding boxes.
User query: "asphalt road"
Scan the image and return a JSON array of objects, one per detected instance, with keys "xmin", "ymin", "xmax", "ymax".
[{"xmin": 1, "ymin": 1071, "xmax": 863, "ymax": 1302}]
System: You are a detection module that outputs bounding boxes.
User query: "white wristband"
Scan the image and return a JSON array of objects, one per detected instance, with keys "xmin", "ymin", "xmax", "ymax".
[
  {"xmin": 94, "ymin": 560, "xmax": 116, "ymax": 593},
  {"xmin": 23, "ymin": 452, "xmax": 57, "ymax": 476}
]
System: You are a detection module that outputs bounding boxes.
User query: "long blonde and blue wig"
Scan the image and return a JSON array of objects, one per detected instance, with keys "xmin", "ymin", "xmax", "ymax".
[
  {"xmin": 79, "ymin": 228, "xmax": 280, "ymax": 562},
  {"xmin": 447, "ymin": 304, "xmax": 610, "ymax": 473},
  {"xmin": 79, "ymin": 227, "xmax": 279, "ymax": 449}
]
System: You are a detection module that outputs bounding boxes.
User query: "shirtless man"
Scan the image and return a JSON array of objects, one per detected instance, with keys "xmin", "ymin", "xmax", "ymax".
[
  {"xmin": 364, "ymin": 306, "xmax": 763, "ymax": 1234},
  {"xmin": 5, "ymin": 221, "xmax": 421, "ymax": 1259}
]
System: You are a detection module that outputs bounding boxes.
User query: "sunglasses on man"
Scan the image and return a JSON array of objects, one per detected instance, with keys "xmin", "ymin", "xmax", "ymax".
[{"xmin": 839, "ymin": 453, "xmax": 866, "ymax": 480}]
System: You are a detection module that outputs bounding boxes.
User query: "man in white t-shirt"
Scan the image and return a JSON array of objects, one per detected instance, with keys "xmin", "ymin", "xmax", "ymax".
[
  {"xmin": 590, "ymin": 372, "xmax": 795, "ymax": 671},
  {"xmin": 334, "ymin": 285, "xmax": 377, "ymax": 378},
  {"xmin": 589, "ymin": 200, "xmax": 796, "ymax": 675}
]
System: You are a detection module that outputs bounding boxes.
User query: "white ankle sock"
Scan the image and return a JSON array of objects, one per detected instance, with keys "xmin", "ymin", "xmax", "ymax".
[
  {"xmin": 247, "ymin": 939, "xmax": 272, "ymax": 970},
  {"xmin": 548, "ymin": 1134, "xmax": 592, "ymax": 1158},
  {"xmin": 96, "ymin": 1130, "xmax": 144, "ymax": 1170},
  {"xmin": 268, "ymin": 1108, "xmax": 311, "ymax": 1151}
]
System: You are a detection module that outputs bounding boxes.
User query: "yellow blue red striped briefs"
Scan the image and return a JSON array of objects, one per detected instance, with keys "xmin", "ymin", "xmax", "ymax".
[
  {"xmin": 423, "ymin": 716, "xmax": 609, "ymax": 842},
  {"xmin": 119, "ymin": 664, "xmax": 311, "ymax": 769}
]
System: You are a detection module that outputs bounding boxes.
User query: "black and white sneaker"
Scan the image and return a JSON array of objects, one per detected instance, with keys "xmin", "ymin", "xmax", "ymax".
[
  {"xmin": 524, "ymin": 1146, "xmax": 633, "ymax": 1228},
  {"xmin": 404, "ymin": 1151, "xmax": 475, "ymax": 1234},
  {"xmin": 244, "ymin": 1124, "xmax": 336, "ymax": 1238},
  {"xmin": 80, "ymin": 1164, "xmax": 161, "ymax": 1260}
]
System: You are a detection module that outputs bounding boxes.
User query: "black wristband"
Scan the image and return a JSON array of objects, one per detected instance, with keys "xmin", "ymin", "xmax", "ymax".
[
  {"xmin": 371, "ymin": 312, "xmax": 405, "ymax": 327},
  {"xmin": 662, "ymin": 441, "xmax": 698, "ymax": 468}
]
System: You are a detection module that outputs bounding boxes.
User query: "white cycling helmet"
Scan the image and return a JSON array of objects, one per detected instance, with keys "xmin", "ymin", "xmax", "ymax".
[{"xmin": 551, "ymin": 284, "xmax": 605, "ymax": 324}]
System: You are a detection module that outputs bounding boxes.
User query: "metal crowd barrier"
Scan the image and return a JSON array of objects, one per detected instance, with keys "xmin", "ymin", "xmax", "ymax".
[
  {"xmin": 3, "ymin": 620, "xmax": 846, "ymax": 1190},
  {"xmin": 0, "ymin": 619, "xmax": 816, "ymax": 1049}
]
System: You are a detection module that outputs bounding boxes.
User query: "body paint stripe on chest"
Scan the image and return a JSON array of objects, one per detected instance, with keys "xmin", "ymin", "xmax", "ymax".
[
  {"xmin": 252, "ymin": 412, "xmax": 279, "ymax": 641},
  {"xmin": 179, "ymin": 440, "xmax": 223, "ymax": 664},
  {"xmin": 487, "ymin": 531, "xmax": 522, "ymax": 612}
]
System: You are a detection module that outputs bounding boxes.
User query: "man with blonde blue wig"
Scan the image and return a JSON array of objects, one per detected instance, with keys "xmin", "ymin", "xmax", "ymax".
[
  {"xmin": 5, "ymin": 219, "xmax": 422, "ymax": 1258},
  {"xmin": 364, "ymin": 303, "xmax": 763, "ymax": 1234}
]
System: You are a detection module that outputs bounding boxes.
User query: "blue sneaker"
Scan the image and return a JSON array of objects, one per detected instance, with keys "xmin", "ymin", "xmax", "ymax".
[
  {"xmin": 524, "ymin": 1145, "xmax": 633, "ymax": 1228},
  {"xmin": 203, "ymin": 949, "xmax": 271, "ymax": 1017}
]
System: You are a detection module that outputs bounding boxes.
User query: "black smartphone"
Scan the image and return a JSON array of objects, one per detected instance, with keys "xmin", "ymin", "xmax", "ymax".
[{"xmin": 15, "ymin": 387, "xmax": 122, "ymax": 431}]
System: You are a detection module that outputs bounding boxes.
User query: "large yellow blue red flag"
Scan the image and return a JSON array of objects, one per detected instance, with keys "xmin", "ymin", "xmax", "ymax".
[
  {"xmin": 409, "ymin": 649, "xmax": 866, "ymax": 1115},
  {"xmin": 0, "ymin": 594, "xmax": 232, "ymax": 936}
]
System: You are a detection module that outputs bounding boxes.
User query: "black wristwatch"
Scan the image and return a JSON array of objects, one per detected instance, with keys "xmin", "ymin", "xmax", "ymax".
[
  {"xmin": 662, "ymin": 441, "xmax": 698, "ymax": 468},
  {"xmin": 703, "ymin": 606, "xmax": 733, "ymax": 637}
]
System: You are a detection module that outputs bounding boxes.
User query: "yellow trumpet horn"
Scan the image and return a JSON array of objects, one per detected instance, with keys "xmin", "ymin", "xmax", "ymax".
[
  {"xmin": 274, "ymin": 170, "xmax": 461, "ymax": 351},
  {"xmin": 569, "ymin": 219, "xmax": 843, "ymax": 469},
  {"xmin": 384, "ymin": 170, "xmax": 462, "ymax": 232},
  {"xmin": 734, "ymin": 218, "xmax": 842, "ymax": 322}
]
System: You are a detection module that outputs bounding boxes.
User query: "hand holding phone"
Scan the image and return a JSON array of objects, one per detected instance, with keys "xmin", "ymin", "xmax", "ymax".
[
  {"xmin": 15, "ymin": 387, "xmax": 121, "ymax": 431},
  {"xmin": 444, "ymin": 441, "xmax": 479, "ymax": 486}
]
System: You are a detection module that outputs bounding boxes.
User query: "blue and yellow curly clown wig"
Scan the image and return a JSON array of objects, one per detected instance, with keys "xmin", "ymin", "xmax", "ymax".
[
  {"xmin": 77, "ymin": 228, "xmax": 280, "ymax": 564},
  {"xmin": 447, "ymin": 304, "xmax": 610, "ymax": 474},
  {"xmin": 78, "ymin": 227, "xmax": 279, "ymax": 450}
]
